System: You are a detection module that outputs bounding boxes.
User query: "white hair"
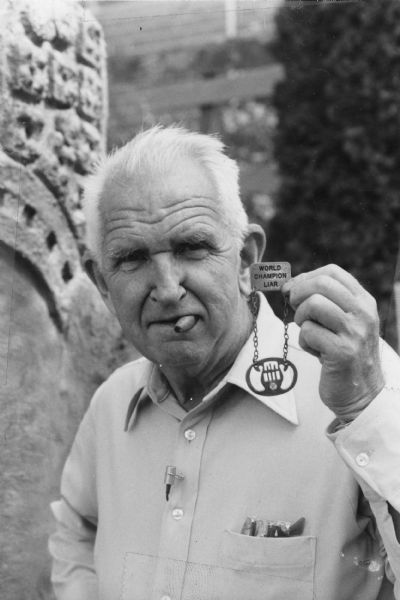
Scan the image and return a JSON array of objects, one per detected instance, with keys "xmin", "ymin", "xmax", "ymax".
[{"xmin": 83, "ymin": 125, "xmax": 249, "ymax": 262}]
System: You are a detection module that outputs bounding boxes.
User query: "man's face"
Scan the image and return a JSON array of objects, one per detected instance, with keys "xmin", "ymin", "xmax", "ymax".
[{"xmin": 96, "ymin": 156, "xmax": 251, "ymax": 375}]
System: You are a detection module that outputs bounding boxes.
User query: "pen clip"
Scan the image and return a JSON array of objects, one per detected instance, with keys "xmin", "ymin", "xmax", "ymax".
[{"xmin": 164, "ymin": 465, "xmax": 184, "ymax": 501}]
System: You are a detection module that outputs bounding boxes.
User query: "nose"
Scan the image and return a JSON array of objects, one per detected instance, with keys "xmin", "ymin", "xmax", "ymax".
[{"xmin": 149, "ymin": 253, "xmax": 186, "ymax": 304}]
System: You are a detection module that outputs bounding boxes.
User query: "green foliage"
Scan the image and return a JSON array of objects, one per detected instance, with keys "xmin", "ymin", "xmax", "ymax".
[
  {"xmin": 194, "ymin": 39, "xmax": 273, "ymax": 77},
  {"xmin": 268, "ymin": 0, "xmax": 400, "ymax": 343},
  {"xmin": 221, "ymin": 100, "xmax": 277, "ymax": 162}
]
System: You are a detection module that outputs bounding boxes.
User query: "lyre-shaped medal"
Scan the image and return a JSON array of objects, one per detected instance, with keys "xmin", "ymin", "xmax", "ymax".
[{"xmin": 246, "ymin": 262, "xmax": 298, "ymax": 396}]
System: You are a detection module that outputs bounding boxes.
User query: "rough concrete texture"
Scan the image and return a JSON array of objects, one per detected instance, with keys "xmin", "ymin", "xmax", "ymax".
[{"xmin": 0, "ymin": 2, "xmax": 136, "ymax": 599}]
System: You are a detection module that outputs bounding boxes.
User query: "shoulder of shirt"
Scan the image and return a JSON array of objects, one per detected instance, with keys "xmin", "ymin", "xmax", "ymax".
[
  {"xmin": 106, "ymin": 356, "xmax": 150, "ymax": 379},
  {"xmin": 88, "ymin": 356, "xmax": 152, "ymax": 414}
]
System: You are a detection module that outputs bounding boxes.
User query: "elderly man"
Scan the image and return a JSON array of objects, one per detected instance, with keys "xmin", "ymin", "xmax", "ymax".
[{"xmin": 49, "ymin": 126, "xmax": 400, "ymax": 600}]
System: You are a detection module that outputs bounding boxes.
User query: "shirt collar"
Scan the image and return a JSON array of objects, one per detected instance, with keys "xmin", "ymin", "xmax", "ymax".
[
  {"xmin": 124, "ymin": 386, "xmax": 148, "ymax": 432},
  {"xmin": 124, "ymin": 363, "xmax": 185, "ymax": 431},
  {"xmin": 223, "ymin": 293, "xmax": 299, "ymax": 425},
  {"xmin": 125, "ymin": 293, "xmax": 299, "ymax": 431}
]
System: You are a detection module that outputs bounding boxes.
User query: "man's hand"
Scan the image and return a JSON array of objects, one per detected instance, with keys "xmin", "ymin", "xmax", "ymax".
[{"xmin": 282, "ymin": 264, "xmax": 385, "ymax": 419}]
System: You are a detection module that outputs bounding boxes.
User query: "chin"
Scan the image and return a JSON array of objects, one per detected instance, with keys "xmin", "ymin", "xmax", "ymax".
[{"xmin": 153, "ymin": 343, "xmax": 205, "ymax": 369}]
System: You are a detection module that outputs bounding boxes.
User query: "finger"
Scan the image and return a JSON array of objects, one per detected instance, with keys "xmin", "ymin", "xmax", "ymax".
[
  {"xmin": 282, "ymin": 264, "xmax": 368, "ymax": 307},
  {"xmin": 285, "ymin": 275, "xmax": 357, "ymax": 313},
  {"xmin": 298, "ymin": 319, "xmax": 344, "ymax": 360},
  {"xmin": 287, "ymin": 264, "xmax": 366, "ymax": 296},
  {"xmin": 294, "ymin": 294, "xmax": 347, "ymax": 334},
  {"xmin": 297, "ymin": 337, "xmax": 322, "ymax": 361}
]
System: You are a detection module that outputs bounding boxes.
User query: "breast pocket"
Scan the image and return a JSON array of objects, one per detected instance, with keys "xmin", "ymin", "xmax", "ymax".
[
  {"xmin": 120, "ymin": 533, "xmax": 316, "ymax": 600},
  {"xmin": 217, "ymin": 529, "xmax": 317, "ymax": 600}
]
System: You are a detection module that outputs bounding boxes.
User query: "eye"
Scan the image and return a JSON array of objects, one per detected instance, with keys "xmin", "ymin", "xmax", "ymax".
[
  {"xmin": 116, "ymin": 249, "xmax": 148, "ymax": 271},
  {"xmin": 175, "ymin": 242, "xmax": 210, "ymax": 259}
]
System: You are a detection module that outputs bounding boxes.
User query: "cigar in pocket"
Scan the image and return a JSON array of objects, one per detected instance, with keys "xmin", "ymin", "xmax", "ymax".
[{"xmin": 240, "ymin": 516, "xmax": 256, "ymax": 536}]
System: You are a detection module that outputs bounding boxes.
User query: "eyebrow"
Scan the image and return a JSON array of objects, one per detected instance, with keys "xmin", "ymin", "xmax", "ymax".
[
  {"xmin": 106, "ymin": 228, "xmax": 219, "ymax": 261},
  {"xmin": 107, "ymin": 246, "xmax": 145, "ymax": 260},
  {"xmin": 171, "ymin": 229, "xmax": 218, "ymax": 248}
]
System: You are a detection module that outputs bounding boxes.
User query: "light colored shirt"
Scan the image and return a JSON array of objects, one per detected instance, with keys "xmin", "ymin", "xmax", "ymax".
[{"xmin": 49, "ymin": 294, "xmax": 400, "ymax": 600}]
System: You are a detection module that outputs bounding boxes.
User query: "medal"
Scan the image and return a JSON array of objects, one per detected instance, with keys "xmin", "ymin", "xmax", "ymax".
[{"xmin": 246, "ymin": 262, "xmax": 298, "ymax": 396}]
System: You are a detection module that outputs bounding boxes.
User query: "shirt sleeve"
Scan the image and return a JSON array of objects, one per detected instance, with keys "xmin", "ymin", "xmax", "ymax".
[
  {"xmin": 326, "ymin": 340, "xmax": 400, "ymax": 599},
  {"xmin": 48, "ymin": 403, "xmax": 99, "ymax": 600}
]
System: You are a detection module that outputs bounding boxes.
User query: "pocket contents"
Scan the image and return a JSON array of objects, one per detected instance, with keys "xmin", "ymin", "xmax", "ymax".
[{"xmin": 241, "ymin": 515, "xmax": 306, "ymax": 537}]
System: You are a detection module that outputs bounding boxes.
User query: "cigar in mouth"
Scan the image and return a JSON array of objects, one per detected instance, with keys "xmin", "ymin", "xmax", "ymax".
[{"xmin": 174, "ymin": 315, "xmax": 197, "ymax": 333}]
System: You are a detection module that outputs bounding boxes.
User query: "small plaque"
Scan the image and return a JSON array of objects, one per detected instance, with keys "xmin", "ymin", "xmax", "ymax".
[{"xmin": 251, "ymin": 262, "xmax": 291, "ymax": 292}]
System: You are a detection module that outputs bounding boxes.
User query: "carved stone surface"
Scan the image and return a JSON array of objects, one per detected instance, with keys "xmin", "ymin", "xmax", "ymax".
[
  {"xmin": 0, "ymin": 2, "xmax": 135, "ymax": 599},
  {"xmin": 54, "ymin": 111, "xmax": 101, "ymax": 174},
  {"xmin": 7, "ymin": 38, "xmax": 49, "ymax": 101},
  {"xmin": 0, "ymin": 0, "xmax": 108, "ymax": 242},
  {"xmin": 48, "ymin": 50, "xmax": 79, "ymax": 107},
  {"xmin": 1, "ymin": 99, "xmax": 45, "ymax": 164},
  {"xmin": 77, "ymin": 18, "xmax": 103, "ymax": 70},
  {"xmin": 78, "ymin": 64, "xmax": 104, "ymax": 123}
]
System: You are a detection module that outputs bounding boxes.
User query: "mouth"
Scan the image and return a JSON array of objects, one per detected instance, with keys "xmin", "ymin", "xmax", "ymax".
[
  {"xmin": 174, "ymin": 314, "xmax": 199, "ymax": 333},
  {"xmin": 150, "ymin": 314, "xmax": 200, "ymax": 333}
]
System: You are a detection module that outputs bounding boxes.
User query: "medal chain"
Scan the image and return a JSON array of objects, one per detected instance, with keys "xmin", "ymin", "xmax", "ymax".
[
  {"xmin": 250, "ymin": 291, "xmax": 290, "ymax": 367},
  {"xmin": 250, "ymin": 291, "xmax": 259, "ymax": 365},
  {"xmin": 283, "ymin": 295, "xmax": 289, "ymax": 368}
]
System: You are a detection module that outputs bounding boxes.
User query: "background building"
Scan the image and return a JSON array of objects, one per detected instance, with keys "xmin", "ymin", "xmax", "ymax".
[{"xmin": 92, "ymin": 0, "xmax": 284, "ymax": 229}]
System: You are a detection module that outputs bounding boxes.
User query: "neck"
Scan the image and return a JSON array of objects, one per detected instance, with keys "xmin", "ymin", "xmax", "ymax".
[
  {"xmin": 165, "ymin": 363, "xmax": 230, "ymax": 410},
  {"xmin": 161, "ymin": 301, "xmax": 254, "ymax": 409}
]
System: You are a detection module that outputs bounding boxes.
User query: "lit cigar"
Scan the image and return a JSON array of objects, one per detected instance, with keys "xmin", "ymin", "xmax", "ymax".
[{"xmin": 174, "ymin": 315, "xmax": 197, "ymax": 333}]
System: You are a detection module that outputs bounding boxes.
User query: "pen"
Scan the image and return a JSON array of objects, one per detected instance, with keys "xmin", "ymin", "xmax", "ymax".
[{"xmin": 164, "ymin": 465, "xmax": 184, "ymax": 501}]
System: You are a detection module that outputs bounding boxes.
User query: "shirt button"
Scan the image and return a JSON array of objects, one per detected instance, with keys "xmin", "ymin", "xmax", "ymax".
[
  {"xmin": 172, "ymin": 508, "xmax": 184, "ymax": 520},
  {"xmin": 184, "ymin": 429, "xmax": 196, "ymax": 441},
  {"xmin": 356, "ymin": 452, "xmax": 370, "ymax": 467}
]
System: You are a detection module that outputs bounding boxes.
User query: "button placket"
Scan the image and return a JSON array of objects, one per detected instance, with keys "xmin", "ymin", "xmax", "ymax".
[{"xmin": 153, "ymin": 411, "xmax": 213, "ymax": 600}]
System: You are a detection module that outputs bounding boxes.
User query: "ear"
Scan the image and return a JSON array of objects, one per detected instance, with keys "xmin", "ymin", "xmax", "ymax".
[
  {"xmin": 82, "ymin": 250, "xmax": 117, "ymax": 316},
  {"xmin": 238, "ymin": 224, "xmax": 266, "ymax": 296}
]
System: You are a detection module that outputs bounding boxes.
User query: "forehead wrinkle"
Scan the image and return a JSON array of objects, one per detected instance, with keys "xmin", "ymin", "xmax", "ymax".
[
  {"xmin": 104, "ymin": 227, "xmax": 146, "ymax": 253},
  {"xmin": 106, "ymin": 216, "xmax": 219, "ymax": 246},
  {"xmin": 160, "ymin": 194, "xmax": 217, "ymax": 209},
  {"xmin": 103, "ymin": 208, "xmax": 162, "ymax": 234},
  {"xmin": 104, "ymin": 197, "xmax": 223, "ymax": 230},
  {"xmin": 104, "ymin": 214, "xmax": 220, "ymax": 255},
  {"xmin": 167, "ymin": 215, "xmax": 221, "ymax": 237},
  {"xmin": 103, "ymin": 216, "xmax": 143, "ymax": 241},
  {"xmin": 162, "ymin": 196, "xmax": 222, "ymax": 220}
]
